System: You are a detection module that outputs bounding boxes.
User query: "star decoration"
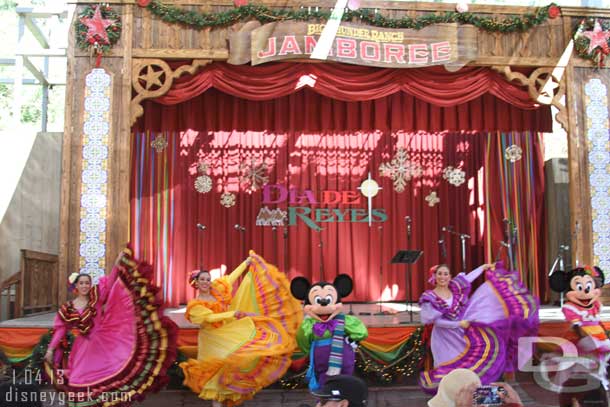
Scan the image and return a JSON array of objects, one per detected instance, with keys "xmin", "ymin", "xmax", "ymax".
[
  {"xmin": 378, "ymin": 148, "xmax": 422, "ymax": 193},
  {"xmin": 504, "ymin": 145, "xmax": 523, "ymax": 163},
  {"xmin": 582, "ymin": 20, "xmax": 610, "ymax": 54},
  {"xmin": 139, "ymin": 65, "xmax": 164, "ymax": 90},
  {"xmin": 150, "ymin": 136, "xmax": 167, "ymax": 153},
  {"xmin": 80, "ymin": 5, "xmax": 114, "ymax": 45},
  {"xmin": 220, "ymin": 192, "xmax": 236, "ymax": 208},
  {"xmin": 425, "ymin": 191, "xmax": 440, "ymax": 207},
  {"xmin": 239, "ymin": 158, "xmax": 269, "ymax": 193}
]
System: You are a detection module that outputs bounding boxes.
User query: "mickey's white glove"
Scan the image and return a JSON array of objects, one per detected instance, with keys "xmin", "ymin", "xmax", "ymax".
[{"xmin": 345, "ymin": 337, "xmax": 359, "ymax": 350}]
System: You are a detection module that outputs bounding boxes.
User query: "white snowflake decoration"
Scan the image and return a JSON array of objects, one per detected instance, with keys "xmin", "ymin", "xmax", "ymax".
[
  {"xmin": 150, "ymin": 136, "xmax": 167, "ymax": 153},
  {"xmin": 378, "ymin": 148, "xmax": 422, "ymax": 193},
  {"xmin": 195, "ymin": 175, "xmax": 212, "ymax": 193},
  {"xmin": 504, "ymin": 145, "xmax": 523, "ymax": 163},
  {"xmin": 442, "ymin": 166, "xmax": 466, "ymax": 187},
  {"xmin": 442, "ymin": 166, "xmax": 455, "ymax": 180},
  {"xmin": 240, "ymin": 158, "xmax": 269, "ymax": 192},
  {"xmin": 425, "ymin": 191, "xmax": 440, "ymax": 207},
  {"xmin": 220, "ymin": 192, "xmax": 236, "ymax": 208},
  {"xmin": 448, "ymin": 168, "xmax": 466, "ymax": 186},
  {"xmin": 194, "ymin": 161, "xmax": 213, "ymax": 193}
]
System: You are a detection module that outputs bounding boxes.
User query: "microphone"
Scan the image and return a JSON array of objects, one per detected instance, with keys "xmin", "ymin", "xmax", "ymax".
[
  {"xmin": 405, "ymin": 216, "xmax": 412, "ymax": 237},
  {"xmin": 441, "ymin": 225, "xmax": 453, "ymax": 232},
  {"xmin": 234, "ymin": 224, "xmax": 246, "ymax": 232},
  {"xmin": 439, "ymin": 238, "xmax": 447, "ymax": 259},
  {"xmin": 460, "ymin": 233, "xmax": 471, "ymax": 239},
  {"xmin": 196, "ymin": 223, "xmax": 206, "ymax": 231}
]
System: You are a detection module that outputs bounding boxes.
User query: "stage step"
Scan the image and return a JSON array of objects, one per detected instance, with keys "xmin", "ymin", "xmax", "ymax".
[{"xmin": 12, "ymin": 383, "xmax": 560, "ymax": 407}]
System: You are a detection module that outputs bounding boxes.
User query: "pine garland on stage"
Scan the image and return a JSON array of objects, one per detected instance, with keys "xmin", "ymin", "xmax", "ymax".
[{"xmin": 144, "ymin": 1, "xmax": 560, "ymax": 33}]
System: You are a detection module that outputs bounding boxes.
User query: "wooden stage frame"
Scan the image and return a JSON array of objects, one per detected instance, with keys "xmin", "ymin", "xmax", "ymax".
[{"xmin": 59, "ymin": 0, "xmax": 610, "ymax": 304}]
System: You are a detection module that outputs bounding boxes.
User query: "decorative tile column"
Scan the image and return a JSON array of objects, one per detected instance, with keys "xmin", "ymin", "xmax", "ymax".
[
  {"xmin": 584, "ymin": 78, "xmax": 610, "ymax": 279},
  {"xmin": 79, "ymin": 68, "xmax": 112, "ymax": 283}
]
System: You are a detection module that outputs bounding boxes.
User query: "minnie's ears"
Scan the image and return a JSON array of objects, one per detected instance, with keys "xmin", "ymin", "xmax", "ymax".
[{"xmin": 549, "ymin": 271, "xmax": 570, "ymax": 293}]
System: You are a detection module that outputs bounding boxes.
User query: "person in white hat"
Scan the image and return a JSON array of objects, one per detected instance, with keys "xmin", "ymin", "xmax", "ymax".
[{"xmin": 428, "ymin": 369, "xmax": 481, "ymax": 407}]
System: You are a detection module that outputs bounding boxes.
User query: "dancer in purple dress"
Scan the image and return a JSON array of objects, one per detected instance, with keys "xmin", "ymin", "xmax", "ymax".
[{"xmin": 419, "ymin": 262, "xmax": 539, "ymax": 394}]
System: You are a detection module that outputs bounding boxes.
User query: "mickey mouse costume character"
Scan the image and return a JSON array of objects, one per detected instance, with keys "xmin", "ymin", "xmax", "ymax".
[
  {"xmin": 290, "ymin": 275, "xmax": 368, "ymax": 391},
  {"xmin": 550, "ymin": 265, "xmax": 610, "ymax": 388}
]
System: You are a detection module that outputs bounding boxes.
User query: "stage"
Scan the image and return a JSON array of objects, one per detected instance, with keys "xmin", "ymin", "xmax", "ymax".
[
  {"xmin": 2, "ymin": 303, "xmax": 606, "ymax": 406},
  {"xmin": 2, "ymin": 303, "xmax": 609, "ymax": 362}
]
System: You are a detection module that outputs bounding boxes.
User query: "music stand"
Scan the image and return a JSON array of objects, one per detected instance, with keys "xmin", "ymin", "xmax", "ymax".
[{"xmin": 391, "ymin": 250, "xmax": 422, "ymax": 323}]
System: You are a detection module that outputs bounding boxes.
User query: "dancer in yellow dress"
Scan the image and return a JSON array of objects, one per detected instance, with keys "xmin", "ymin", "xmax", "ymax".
[{"xmin": 180, "ymin": 250, "xmax": 303, "ymax": 406}]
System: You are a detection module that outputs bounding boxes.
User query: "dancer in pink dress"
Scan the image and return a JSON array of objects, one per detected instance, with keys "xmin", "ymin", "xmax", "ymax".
[
  {"xmin": 44, "ymin": 247, "xmax": 177, "ymax": 406},
  {"xmin": 419, "ymin": 262, "xmax": 539, "ymax": 394}
]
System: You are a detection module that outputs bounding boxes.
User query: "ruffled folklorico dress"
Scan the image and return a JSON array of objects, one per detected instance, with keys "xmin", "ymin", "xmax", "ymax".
[
  {"xmin": 45, "ymin": 248, "xmax": 177, "ymax": 406},
  {"xmin": 179, "ymin": 251, "xmax": 303, "ymax": 406},
  {"xmin": 418, "ymin": 262, "xmax": 539, "ymax": 394}
]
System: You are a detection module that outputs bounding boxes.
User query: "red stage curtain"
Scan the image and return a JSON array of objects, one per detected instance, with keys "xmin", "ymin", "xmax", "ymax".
[
  {"xmin": 131, "ymin": 63, "xmax": 550, "ymax": 307},
  {"xmin": 146, "ymin": 62, "xmax": 541, "ymax": 110}
]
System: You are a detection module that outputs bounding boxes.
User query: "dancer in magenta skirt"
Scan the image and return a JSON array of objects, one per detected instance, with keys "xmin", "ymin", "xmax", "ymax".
[{"xmin": 44, "ymin": 247, "xmax": 177, "ymax": 406}]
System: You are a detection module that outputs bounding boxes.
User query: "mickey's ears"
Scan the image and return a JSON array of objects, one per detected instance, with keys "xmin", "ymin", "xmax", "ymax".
[
  {"xmin": 334, "ymin": 274, "xmax": 353, "ymax": 298},
  {"xmin": 290, "ymin": 276, "xmax": 311, "ymax": 300}
]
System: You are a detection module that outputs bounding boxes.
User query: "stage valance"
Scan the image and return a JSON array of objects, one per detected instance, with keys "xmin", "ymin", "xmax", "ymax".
[{"xmin": 151, "ymin": 62, "xmax": 542, "ymax": 109}]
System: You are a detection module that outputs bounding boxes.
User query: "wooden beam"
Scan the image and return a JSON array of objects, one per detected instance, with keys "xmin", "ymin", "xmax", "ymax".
[
  {"xmin": 23, "ymin": 56, "xmax": 49, "ymax": 86},
  {"xmin": 15, "ymin": 48, "xmax": 67, "ymax": 57},
  {"xmin": 131, "ymin": 48, "xmax": 229, "ymax": 59},
  {"xmin": 0, "ymin": 78, "xmax": 37, "ymax": 85},
  {"xmin": 24, "ymin": 16, "xmax": 50, "ymax": 49},
  {"xmin": 74, "ymin": 0, "xmax": 610, "ymax": 18},
  {"xmin": 15, "ymin": 6, "xmax": 68, "ymax": 18}
]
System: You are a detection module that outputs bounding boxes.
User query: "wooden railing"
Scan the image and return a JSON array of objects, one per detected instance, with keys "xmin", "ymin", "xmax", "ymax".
[
  {"xmin": 0, "ymin": 250, "xmax": 58, "ymax": 320},
  {"xmin": 0, "ymin": 272, "xmax": 21, "ymax": 320},
  {"xmin": 20, "ymin": 250, "xmax": 58, "ymax": 316}
]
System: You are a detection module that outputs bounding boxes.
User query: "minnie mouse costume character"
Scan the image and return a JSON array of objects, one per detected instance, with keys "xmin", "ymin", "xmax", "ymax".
[
  {"xmin": 550, "ymin": 265, "xmax": 610, "ymax": 387},
  {"xmin": 290, "ymin": 275, "xmax": 368, "ymax": 391}
]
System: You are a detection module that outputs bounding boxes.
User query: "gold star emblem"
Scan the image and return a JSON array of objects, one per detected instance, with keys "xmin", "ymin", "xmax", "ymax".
[{"xmin": 139, "ymin": 65, "xmax": 164, "ymax": 90}]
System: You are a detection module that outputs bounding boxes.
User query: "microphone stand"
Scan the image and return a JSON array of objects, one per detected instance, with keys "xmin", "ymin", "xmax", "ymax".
[
  {"xmin": 283, "ymin": 226, "xmax": 289, "ymax": 273},
  {"xmin": 549, "ymin": 244, "xmax": 569, "ymax": 307},
  {"xmin": 272, "ymin": 226, "xmax": 278, "ymax": 265},
  {"xmin": 459, "ymin": 234, "xmax": 468, "ymax": 274},
  {"xmin": 406, "ymin": 217, "xmax": 413, "ymax": 323},
  {"xmin": 375, "ymin": 225, "xmax": 384, "ymax": 316},
  {"xmin": 503, "ymin": 219, "xmax": 515, "ymax": 271},
  {"xmin": 444, "ymin": 228, "xmax": 469, "ymax": 276},
  {"xmin": 318, "ymin": 232, "xmax": 325, "ymax": 282},
  {"xmin": 197, "ymin": 226, "xmax": 205, "ymax": 272}
]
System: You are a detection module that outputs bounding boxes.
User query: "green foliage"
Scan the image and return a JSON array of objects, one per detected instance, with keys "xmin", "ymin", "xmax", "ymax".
[
  {"xmin": 147, "ymin": 1, "xmax": 557, "ymax": 33},
  {"xmin": 0, "ymin": 0, "xmax": 17, "ymax": 12}
]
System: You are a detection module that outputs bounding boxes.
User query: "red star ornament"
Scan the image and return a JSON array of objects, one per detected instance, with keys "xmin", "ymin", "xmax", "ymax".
[
  {"xmin": 80, "ymin": 5, "xmax": 114, "ymax": 45},
  {"xmin": 582, "ymin": 20, "xmax": 610, "ymax": 54}
]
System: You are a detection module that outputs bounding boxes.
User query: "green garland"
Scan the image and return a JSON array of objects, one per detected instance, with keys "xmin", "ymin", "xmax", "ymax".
[
  {"xmin": 75, "ymin": 5, "xmax": 122, "ymax": 54},
  {"xmin": 574, "ymin": 19, "xmax": 610, "ymax": 67},
  {"xmin": 279, "ymin": 326, "xmax": 427, "ymax": 389},
  {"xmin": 147, "ymin": 1, "xmax": 558, "ymax": 33}
]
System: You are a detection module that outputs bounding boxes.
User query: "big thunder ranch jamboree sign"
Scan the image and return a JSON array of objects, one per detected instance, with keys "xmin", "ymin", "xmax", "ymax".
[{"xmin": 229, "ymin": 21, "xmax": 477, "ymax": 69}]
